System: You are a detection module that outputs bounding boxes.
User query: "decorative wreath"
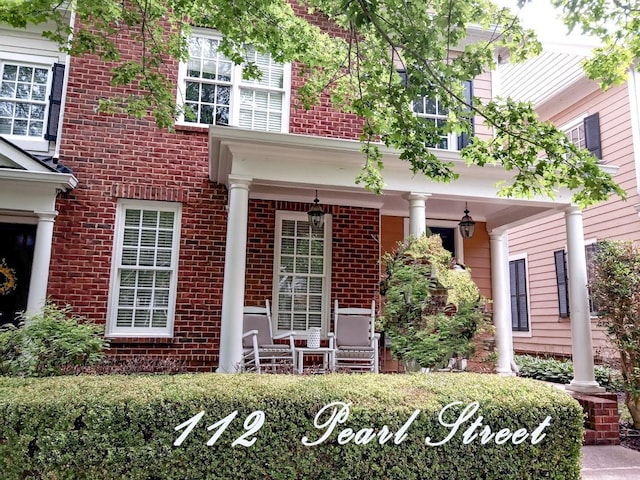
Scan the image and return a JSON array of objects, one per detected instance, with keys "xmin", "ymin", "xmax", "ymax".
[{"xmin": 0, "ymin": 259, "xmax": 17, "ymax": 296}]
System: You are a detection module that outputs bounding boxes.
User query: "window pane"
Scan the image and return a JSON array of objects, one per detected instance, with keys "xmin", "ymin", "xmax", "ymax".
[
  {"xmin": 1, "ymin": 82, "xmax": 15, "ymax": 98},
  {"xmin": 2, "ymin": 65, "xmax": 17, "ymax": 81}
]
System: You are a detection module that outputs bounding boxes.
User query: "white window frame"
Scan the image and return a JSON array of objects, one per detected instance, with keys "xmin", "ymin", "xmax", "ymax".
[
  {"xmin": 271, "ymin": 211, "xmax": 332, "ymax": 337},
  {"xmin": 584, "ymin": 237, "xmax": 599, "ymax": 318},
  {"xmin": 403, "ymin": 218, "xmax": 464, "ymax": 263},
  {"xmin": 561, "ymin": 114, "xmax": 588, "ymax": 150},
  {"xmin": 106, "ymin": 199, "xmax": 182, "ymax": 338},
  {"xmin": 176, "ymin": 28, "xmax": 291, "ymax": 132},
  {"xmin": 0, "ymin": 52, "xmax": 56, "ymax": 152},
  {"xmin": 412, "ymin": 95, "xmax": 459, "ymax": 151},
  {"xmin": 509, "ymin": 252, "xmax": 532, "ymax": 337}
]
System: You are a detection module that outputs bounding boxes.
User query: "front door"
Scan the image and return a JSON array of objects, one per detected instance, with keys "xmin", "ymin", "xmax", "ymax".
[{"xmin": 0, "ymin": 223, "xmax": 36, "ymax": 327}]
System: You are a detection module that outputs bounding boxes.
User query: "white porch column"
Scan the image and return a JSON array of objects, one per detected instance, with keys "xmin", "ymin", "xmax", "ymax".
[
  {"xmin": 490, "ymin": 229, "xmax": 515, "ymax": 375},
  {"xmin": 406, "ymin": 193, "xmax": 431, "ymax": 237},
  {"xmin": 217, "ymin": 176, "xmax": 252, "ymax": 373},
  {"xmin": 565, "ymin": 206, "xmax": 603, "ymax": 393},
  {"xmin": 26, "ymin": 211, "xmax": 57, "ymax": 316}
]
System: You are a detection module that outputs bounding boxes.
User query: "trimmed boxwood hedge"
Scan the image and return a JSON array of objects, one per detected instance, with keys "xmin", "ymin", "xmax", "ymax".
[{"xmin": 0, "ymin": 373, "xmax": 582, "ymax": 480}]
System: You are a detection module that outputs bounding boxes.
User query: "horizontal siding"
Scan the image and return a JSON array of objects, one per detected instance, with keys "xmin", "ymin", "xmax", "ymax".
[
  {"xmin": 473, "ymin": 71, "xmax": 493, "ymax": 141},
  {"xmin": 463, "ymin": 222, "xmax": 491, "ymax": 299},
  {"xmin": 510, "ymin": 83, "xmax": 640, "ymax": 356},
  {"xmin": 499, "ymin": 52, "xmax": 585, "ymax": 105}
]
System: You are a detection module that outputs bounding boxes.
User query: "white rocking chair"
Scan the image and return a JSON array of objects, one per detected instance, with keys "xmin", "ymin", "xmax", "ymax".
[
  {"xmin": 242, "ymin": 300, "xmax": 296, "ymax": 373},
  {"xmin": 328, "ymin": 299, "xmax": 380, "ymax": 373}
]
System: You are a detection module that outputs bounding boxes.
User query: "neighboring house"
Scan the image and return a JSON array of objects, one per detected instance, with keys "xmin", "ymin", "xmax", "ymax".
[
  {"xmin": 0, "ymin": 13, "xmax": 606, "ymax": 386},
  {"xmin": 0, "ymin": 19, "xmax": 77, "ymax": 325},
  {"xmin": 500, "ymin": 41, "xmax": 640, "ymax": 361}
]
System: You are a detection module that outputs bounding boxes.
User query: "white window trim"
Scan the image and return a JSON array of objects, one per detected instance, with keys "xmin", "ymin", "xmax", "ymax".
[
  {"xmin": 106, "ymin": 199, "xmax": 182, "ymax": 338},
  {"xmin": 403, "ymin": 218, "xmax": 464, "ymax": 263},
  {"xmin": 271, "ymin": 210, "xmax": 332, "ymax": 337},
  {"xmin": 175, "ymin": 28, "xmax": 291, "ymax": 132},
  {"xmin": 0, "ymin": 52, "xmax": 57, "ymax": 152},
  {"xmin": 509, "ymin": 252, "xmax": 532, "ymax": 337},
  {"xmin": 560, "ymin": 237, "xmax": 599, "ymax": 321},
  {"xmin": 584, "ymin": 237, "xmax": 599, "ymax": 320},
  {"xmin": 628, "ymin": 68, "xmax": 640, "ymax": 196}
]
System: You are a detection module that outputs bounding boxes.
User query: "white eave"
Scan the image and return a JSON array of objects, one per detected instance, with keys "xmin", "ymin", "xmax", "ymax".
[{"xmin": 0, "ymin": 168, "xmax": 78, "ymax": 191}]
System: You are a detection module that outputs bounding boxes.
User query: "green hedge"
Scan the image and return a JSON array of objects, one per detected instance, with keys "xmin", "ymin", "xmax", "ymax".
[{"xmin": 0, "ymin": 373, "xmax": 583, "ymax": 480}]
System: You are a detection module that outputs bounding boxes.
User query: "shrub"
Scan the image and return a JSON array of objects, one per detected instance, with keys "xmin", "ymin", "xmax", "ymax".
[
  {"xmin": 515, "ymin": 355, "xmax": 623, "ymax": 393},
  {"xmin": 589, "ymin": 240, "xmax": 640, "ymax": 427},
  {"xmin": 0, "ymin": 302, "xmax": 109, "ymax": 377},
  {"xmin": 380, "ymin": 234, "xmax": 488, "ymax": 369},
  {"xmin": 0, "ymin": 373, "xmax": 583, "ymax": 480}
]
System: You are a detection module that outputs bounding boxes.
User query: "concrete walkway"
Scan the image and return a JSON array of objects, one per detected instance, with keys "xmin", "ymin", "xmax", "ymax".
[{"xmin": 582, "ymin": 445, "xmax": 640, "ymax": 479}]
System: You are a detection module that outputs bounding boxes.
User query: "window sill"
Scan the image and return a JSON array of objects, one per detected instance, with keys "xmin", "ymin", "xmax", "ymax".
[
  {"xmin": 174, "ymin": 123, "xmax": 210, "ymax": 134},
  {"xmin": 106, "ymin": 336, "xmax": 175, "ymax": 345},
  {"xmin": 512, "ymin": 330, "xmax": 532, "ymax": 338},
  {"xmin": 1, "ymin": 135, "xmax": 49, "ymax": 153}
]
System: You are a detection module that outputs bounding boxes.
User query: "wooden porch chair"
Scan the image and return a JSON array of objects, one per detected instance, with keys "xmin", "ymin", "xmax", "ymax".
[
  {"xmin": 328, "ymin": 299, "xmax": 380, "ymax": 373},
  {"xmin": 242, "ymin": 300, "xmax": 296, "ymax": 373}
]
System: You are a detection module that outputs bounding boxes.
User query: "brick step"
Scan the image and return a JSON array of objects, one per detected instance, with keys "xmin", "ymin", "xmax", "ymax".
[{"xmin": 571, "ymin": 392, "xmax": 620, "ymax": 446}]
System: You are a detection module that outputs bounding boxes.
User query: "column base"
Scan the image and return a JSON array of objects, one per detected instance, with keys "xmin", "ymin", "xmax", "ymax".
[{"xmin": 565, "ymin": 380, "xmax": 606, "ymax": 394}]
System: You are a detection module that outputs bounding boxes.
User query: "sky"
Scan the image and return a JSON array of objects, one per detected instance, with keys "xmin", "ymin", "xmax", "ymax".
[{"xmin": 499, "ymin": 0, "xmax": 595, "ymax": 44}]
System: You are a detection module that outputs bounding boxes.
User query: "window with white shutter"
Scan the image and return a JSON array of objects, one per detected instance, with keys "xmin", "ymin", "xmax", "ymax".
[
  {"xmin": 107, "ymin": 200, "xmax": 181, "ymax": 337},
  {"xmin": 177, "ymin": 30, "xmax": 290, "ymax": 132},
  {"xmin": 509, "ymin": 257, "xmax": 529, "ymax": 332},
  {"xmin": 272, "ymin": 211, "xmax": 331, "ymax": 335}
]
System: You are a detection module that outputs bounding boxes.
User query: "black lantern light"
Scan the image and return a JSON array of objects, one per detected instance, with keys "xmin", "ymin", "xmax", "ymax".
[
  {"xmin": 458, "ymin": 202, "xmax": 476, "ymax": 239},
  {"xmin": 307, "ymin": 190, "xmax": 325, "ymax": 230}
]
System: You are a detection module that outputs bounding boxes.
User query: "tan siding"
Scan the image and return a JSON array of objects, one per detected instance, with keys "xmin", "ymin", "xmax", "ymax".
[
  {"xmin": 474, "ymin": 71, "xmax": 493, "ymax": 141},
  {"xmin": 510, "ymin": 83, "xmax": 640, "ymax": 356},
  {"xmin": 463, "ymin": 222, "xmax": 492, "ymax": 299}
]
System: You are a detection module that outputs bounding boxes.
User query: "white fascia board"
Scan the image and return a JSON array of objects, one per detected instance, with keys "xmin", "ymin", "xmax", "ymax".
[{"xmin": 0, "ymin": 168, "xmax": 78, "ymax": 191}]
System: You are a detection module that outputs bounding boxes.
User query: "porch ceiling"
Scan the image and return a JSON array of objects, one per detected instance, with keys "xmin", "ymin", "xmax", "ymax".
[{"xmin": 209, "ymin": 126, "xmax": 579, "ymax": 231}]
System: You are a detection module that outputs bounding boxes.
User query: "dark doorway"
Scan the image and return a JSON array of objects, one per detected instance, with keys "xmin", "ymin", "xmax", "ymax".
[
  {"xmin": 0, "ymin": 223, "xmax": 36, "ymax": 327},
  {"xmin": 429, "ymin": 226, "xmax": 456, "ymax": 258}
]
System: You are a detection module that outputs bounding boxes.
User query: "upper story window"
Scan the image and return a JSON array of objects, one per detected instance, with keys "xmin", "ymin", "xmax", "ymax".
[
  {"xmin": 562, "ymin": 113, "xmax": 602, "ymax": 160},
  {"xmin": 402, "ymin": 71, "xmax": 473, "ymax": 151},
  {"xmin": 0, "ymin": 53, "xmax": 63, "ymax": 152},
  {"xmin": 177, "ymin": 30, "xmax": 290, "ymax": 132}
]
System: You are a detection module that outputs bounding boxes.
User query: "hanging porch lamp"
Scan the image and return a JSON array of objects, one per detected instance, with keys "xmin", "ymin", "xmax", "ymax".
[
  {"xmin": 458, "ymin": 202, "xmax": 476, "ymax": 239},
  {"xmin": 307, "ymin": 190, "xmax": 325, "ymax": 230}
]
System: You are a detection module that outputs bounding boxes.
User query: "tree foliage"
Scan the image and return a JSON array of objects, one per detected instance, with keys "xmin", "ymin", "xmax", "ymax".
[
  {"xmin": 589, "ymin": 240, "xmax": 640, "ymax": 428},
  {"xmin": 550, "ymin": 0, "xmax": 640, "ymax": 88},
  {"xmin": 0, "ymin": 0, "xmax": 626, "ymax": 206}
]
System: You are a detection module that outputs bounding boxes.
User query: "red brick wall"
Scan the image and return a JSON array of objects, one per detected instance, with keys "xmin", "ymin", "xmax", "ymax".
[
  {"xmin": 245, "ymin": 200, "xmax": 380, "ymax": 311},
  {"xmin": 48, "ymin": 18, "xmax": 378, "ymax": 370}
]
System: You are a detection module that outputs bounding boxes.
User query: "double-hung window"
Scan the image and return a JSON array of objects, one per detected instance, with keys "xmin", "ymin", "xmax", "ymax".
[
  {"xmin": 272, "ymin": 212, "xmax": 332, "ymax": 335},
  {"xmin": 405, "ymin": 75, "xmax": 473, "ymax": 151},
  {"xmin": 178, "ymin": 30, "xmax": 290, "ymax": 132},
  {"xmin": 0, "ymin": 53, "xmax": 64, "ymax": 152},
  {"xmin": 107, "ymin": 200, "xmax": 182, "ymax": 337}
]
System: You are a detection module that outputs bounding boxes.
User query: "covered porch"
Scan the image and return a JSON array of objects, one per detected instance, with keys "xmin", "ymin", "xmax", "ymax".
[{"xmin": 209, "ymin": 125, "xmax": 605, "ymax": 392}]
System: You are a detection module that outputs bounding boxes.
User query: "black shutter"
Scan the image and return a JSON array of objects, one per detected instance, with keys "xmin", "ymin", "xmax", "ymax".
[
  {"xmin": 554, "ymin": 250, "xmax": 570, "ymax": 317},
  {"xmin": 457, "ymin": 80, "xmax": 474, "ymax": 150},
  {"xmin": 509, "ymin": 258, "xmax": 529, "ymax": 331},
  {"xmin": 584, "ymin": 112, "xmax": 602, "ymax": 160},
  {"xmin": 44, "ymin": 63, "xmax": 65, "ymax": 141}
]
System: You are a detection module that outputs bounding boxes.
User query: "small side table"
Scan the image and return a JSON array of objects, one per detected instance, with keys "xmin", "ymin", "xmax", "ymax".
[{"xmin": 295, "ymin": 347, "xmax": 335, "ymax": 374}]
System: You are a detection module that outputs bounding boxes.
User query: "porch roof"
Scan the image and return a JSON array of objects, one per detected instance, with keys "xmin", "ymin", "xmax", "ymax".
[{"xmin": 208, "ymin": 126, "xmax": 614, "ymax": 231}]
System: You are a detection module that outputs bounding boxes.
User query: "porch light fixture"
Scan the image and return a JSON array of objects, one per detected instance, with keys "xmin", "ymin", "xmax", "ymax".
[
  {"xmin": 307, "ymin": 190, "xmax": 325, "ymax": 230},
  {"xmin": 458, "ymin": 203, "xmax": 476, "ymax": 239}
]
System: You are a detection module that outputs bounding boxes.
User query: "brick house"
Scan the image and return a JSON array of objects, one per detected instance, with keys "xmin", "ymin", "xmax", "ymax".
[
  {"xmin": 500, "ymin": 41, "xmax": 640, "ymax": 361},
  {"xmin": 0, "ymin": 12, "xmax": 609, "ymax": 386}
]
